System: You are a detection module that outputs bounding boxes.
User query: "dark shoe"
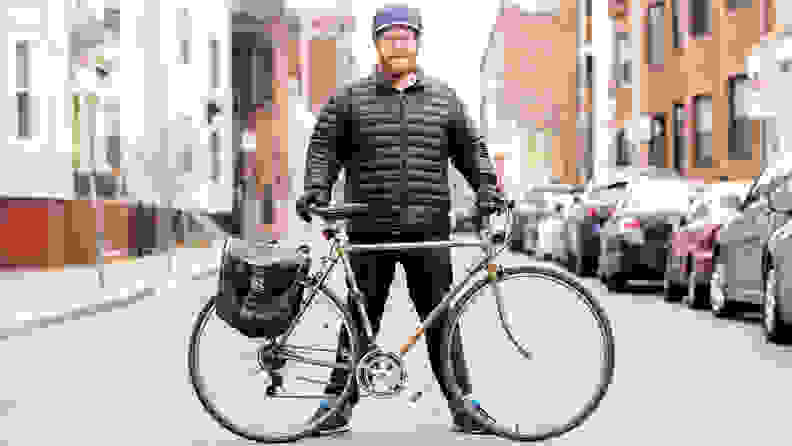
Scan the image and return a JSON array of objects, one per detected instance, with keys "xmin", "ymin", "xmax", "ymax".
[
  {"xmin": 451, "ymin": 406, "xmax": 497, "ymax": 435},
  {"xmin": 306, "ymin": 399, "xmax": 351, "ymax": 436}
]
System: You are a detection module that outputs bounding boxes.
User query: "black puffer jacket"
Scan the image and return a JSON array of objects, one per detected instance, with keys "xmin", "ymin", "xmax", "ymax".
[{"xmin": 303, "ymin": 67, "xmax": 497, "ymax": 239}]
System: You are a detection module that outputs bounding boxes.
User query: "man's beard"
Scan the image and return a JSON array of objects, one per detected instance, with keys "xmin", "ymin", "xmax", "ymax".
[{"xmin": 384, "ymin": 55, "xmax": 415, "ymax": 74}]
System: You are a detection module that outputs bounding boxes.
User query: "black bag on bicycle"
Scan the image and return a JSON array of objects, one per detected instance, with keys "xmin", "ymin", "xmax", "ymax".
[{"xmin": 214, "ymin": 238, "xmax": 312, "ymax": 339}]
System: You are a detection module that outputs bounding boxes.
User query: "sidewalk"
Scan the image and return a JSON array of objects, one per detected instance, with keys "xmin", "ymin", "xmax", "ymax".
[{"xmin": 0, "ymin": 240, "xmax": 223, "ymax": 338}]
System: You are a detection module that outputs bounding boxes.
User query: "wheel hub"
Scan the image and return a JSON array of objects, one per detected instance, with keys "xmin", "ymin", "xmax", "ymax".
[
  {"xmin": 765, "ymin": 269, "xmax": 777, "ymax": 332},
  {"xmin": 257, "ymin": 342, "xmax": 287, "ymax": 371},
  {"xmin": 710, "ymin": 265, "xmax": 725, "ymax": 310},
  {"xmin": 355, "ymin": 348, "xmax": 408, "ymax": 398}
]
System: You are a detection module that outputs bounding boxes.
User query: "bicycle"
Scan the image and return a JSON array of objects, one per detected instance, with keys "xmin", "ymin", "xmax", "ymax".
[{"xmin": 188, "ymin": 197, "xmax": 615, "ymax": 443}]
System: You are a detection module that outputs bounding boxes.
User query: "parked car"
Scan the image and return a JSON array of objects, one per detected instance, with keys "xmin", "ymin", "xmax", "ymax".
[
  {"xmin": 763, "ymin": 176, "xmax": 792, "ymax": 343},
  {"xmin": 509, "ymin": 191, "xmax": 553, "ymax": 253},
  {"xmin": 559, "ymin": 182, "xmax": 628, "ymax": 277},
  {"xmin": 663, "ymin": 182, "xmax": 748, "ymax": 306},
  {"xmin": 525, "ymin": 184, "xmax": 582, "ymax": 261},
  {"xmin": 536, "ymin": 200, "xmax": 568, "ymax": 262},
  {"xmin": 598, "ymin": 175, "xmax": 699, "ymax": 292},
  {"xmin": 708, "ymin": 160, "xmax": 792, "ymax": 343}
]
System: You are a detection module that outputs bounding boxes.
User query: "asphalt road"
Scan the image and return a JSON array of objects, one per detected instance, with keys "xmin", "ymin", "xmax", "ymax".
[{"xmin": 2, "ymin": 245, "xmax": 792, "ymax": 445}]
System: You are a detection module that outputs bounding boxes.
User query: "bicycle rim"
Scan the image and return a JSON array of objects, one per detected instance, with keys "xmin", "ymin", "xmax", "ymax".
[
  {"xmin": 441, "ymin": 265, "xmax": 615, "ymax": 442},
  {"xmin": 187, "ymin": 285, "xmax": 360, "ymax": 443}
]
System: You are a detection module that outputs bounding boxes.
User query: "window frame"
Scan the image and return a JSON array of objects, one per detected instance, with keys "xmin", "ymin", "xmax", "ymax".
[
  {"xmin": 647, "ymin": 2, "xmax": 665, "ymax": 65},
  {"xmin": 689, "ymin": 0, "xmax": 712, "ymax": 38},
  {"xmin": 672, "ymin": 103, "xmax": 688, "ymax": 173},
  {"xmin": 728, "ymin": 73, "xmax": 753, "ymax": 161},
  {"xmin": 14, "ymin": 39, "xmax": 32, "ymax": 140},
  {"xmin": 615, "ymin": 32, "xmax": 631, "ymax": 87},
  {"xmin": 585, "ymin": 54, "xmax": 593, "ymax": 89},
  {"xmin": 210, "ymin": 130, "xmax": 221, "ymax": 183},
  {"xmin": 649, "ymin": 114, "xmax": 666, "ymax": 167},
  {"xmin": 7, "ymin": 32, "xmax": 46, "ymax": 146},
  {"xmin": 209, "ymin": 38, "xmax": 219, "ymax": 89},
  {"xmin": 616, "ymin": 130, "xmax": 630, "ymax": 167},
  {"xmin": 179, "ymin": 8, "xmax": 191, "ymax": 65},
  {"xmin": 727, "ymin": 0, "xmax": 753, "ymax": 10},
  {"xmin": 694, "ymin": 95, "xmax": 713, "ymax": 168},
  {"xmin": 671, "ymin": 0, "xmax": 681, "ymax": 48}
]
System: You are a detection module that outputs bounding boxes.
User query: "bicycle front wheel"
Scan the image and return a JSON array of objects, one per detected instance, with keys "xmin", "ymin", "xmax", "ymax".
[
  {"xmin": 187, "ymin": 283, "xmax": 361, "ymax": 443},
  {"xmin": 441, "ymin": 265, "xmax": 615, "ymax": 442}
]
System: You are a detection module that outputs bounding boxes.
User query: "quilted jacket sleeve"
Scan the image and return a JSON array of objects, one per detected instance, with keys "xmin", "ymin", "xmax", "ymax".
[
  {"xmin": 448, "ymin": 91, "xmax": 498, "ymax": 194},
  {"xmin": 303, "ymin": 89, "xmax": 350, "ymax": 198}
]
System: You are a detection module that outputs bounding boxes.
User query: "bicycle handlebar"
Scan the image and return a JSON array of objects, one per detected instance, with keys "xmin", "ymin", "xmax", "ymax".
[{"xmin": 305, "ymin": 198, "xmax": 517, "ymax": 244}]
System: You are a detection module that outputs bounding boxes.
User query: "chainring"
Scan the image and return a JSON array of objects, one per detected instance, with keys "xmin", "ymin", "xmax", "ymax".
[{"xmin": 354, "ymin": 348, "xmax": 408, "ymax": 398}]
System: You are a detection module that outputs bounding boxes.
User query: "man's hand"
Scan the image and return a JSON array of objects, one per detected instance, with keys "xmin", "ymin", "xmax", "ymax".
[
  {"xmin": 476, "ymin": 184, "xmax": 505, "ymax": 217},
  {"xmin": 296, "ymin": 190, "xmax": 330, "ymax": 223}
]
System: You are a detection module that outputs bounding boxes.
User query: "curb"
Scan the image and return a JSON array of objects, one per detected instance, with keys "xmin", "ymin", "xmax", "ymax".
[{"xmin": 0, "ymin": 265, "xmax": 220, "ymax": 342}]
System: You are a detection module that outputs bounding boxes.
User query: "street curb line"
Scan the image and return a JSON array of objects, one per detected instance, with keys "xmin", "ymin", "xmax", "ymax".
[{"xmin": 0, "ymin": 266, "xmax": 219, "ymax": 342}]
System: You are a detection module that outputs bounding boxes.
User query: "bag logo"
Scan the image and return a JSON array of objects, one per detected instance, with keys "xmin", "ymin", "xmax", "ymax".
[{"xmin": 251, "ymin": 277, "xmax": 267, "ymax": 290}]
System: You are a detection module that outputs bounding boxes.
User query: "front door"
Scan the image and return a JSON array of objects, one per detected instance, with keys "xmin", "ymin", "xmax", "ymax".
[{"xmin": 731, "ymin": 195, "xmax": 772, "ymax": 303}]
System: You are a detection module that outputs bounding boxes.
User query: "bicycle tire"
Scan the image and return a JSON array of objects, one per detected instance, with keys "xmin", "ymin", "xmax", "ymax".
[
  {"xmin": 187, "ymin": 283, "xmax": 362, "ymax": 443},
  {"xmin": 440, "ymin": 264, "xmax": 615, "ymax": 442}
]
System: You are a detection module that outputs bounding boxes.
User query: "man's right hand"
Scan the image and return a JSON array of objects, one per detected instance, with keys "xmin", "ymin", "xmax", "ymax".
[{"xmin": 296, "ymin": 190, "xmax": 330, "ymax": 223}]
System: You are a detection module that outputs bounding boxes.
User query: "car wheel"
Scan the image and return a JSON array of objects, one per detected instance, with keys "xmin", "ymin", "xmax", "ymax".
[
  {"xmin": 709, "ymin": 254, "xmax": 734, "ymax": 318},
  {"xmin": 605, "ymin": 273, "xmax": 626, "ymax": 292},
  {"xmin": 663, "ymin": 275, "xmax": 684, "ymax": 303},
  {"xmin": 662, "ymin": 253, "xmax": 683, "ymax": 302},
  {"xmin": 763, "ymin": 264, "xmax": 792, "ymax": 345},
  {"xmin": 572, "ymin": 246, "xmax": 588, "ymax": 277},
  {"xmin": 684, "ymin": 259, "xmax": 710, "ymax": 310}
]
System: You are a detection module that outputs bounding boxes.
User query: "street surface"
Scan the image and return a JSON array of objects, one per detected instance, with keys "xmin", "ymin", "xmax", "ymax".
[{"xmin": 2, "ymin": 240, "xmax": 792, "ymax": 445}]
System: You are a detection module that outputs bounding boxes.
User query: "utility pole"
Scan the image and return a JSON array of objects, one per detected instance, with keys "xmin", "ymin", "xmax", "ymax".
[{"xmin": 87, "ymin": 93, "xmax": 105, "ymax": 288}]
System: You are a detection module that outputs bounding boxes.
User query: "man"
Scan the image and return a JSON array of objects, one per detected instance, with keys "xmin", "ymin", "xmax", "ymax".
[{"xmin": 296, "ymin": 3, "xmax": 503, "ymax": 436}]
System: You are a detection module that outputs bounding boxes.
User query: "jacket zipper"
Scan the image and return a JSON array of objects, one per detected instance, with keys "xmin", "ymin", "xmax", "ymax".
[{"xmin": 399, "ymin": 91, "xmax": 408, "ymax": 232}]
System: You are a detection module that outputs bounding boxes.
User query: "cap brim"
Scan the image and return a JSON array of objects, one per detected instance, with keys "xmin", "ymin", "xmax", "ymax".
[{"xmin": 374, "ymin": 22, "xmax": 421, "ymax": 37}]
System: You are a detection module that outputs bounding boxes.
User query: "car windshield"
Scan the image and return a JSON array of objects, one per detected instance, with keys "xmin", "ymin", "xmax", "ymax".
[
  {"xmin": 586, "ymin": 184, "xmax": 630, "ymax": 205},
  {"xmin": 625, "ymin": 179, "xmax": 692, "ymax": 213}
]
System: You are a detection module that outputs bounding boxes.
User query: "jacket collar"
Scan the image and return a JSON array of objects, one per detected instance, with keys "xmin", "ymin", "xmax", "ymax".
[{"xmin": 374, "ymin": 66, "xmax": 426, "ymax": 93}]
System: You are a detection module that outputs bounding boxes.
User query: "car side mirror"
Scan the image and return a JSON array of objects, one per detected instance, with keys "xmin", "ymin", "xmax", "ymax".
[{"xmin": 769, "ymin": 190, "xmax": 792, "ymax": 214}]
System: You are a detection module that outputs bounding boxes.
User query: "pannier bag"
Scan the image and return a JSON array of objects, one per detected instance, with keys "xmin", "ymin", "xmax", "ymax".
[{"xmin": 215, "ymin": 238, "xmax": 312, "ymax": 339}]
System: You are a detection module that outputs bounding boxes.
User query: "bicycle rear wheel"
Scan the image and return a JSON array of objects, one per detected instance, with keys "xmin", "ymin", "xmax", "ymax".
[
  {"xmin": 441, "ymin": 265, "xmax": 615, "ymax": 442},
  {"xmin": 187, "ymin": 283, "xmax": 361, "ymax": 443}
]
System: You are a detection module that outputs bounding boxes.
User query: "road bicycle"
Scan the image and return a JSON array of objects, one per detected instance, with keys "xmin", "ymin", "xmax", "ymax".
[{"xmin": 188, "ymin": 197, "xmax": 615, "ymax": 443}]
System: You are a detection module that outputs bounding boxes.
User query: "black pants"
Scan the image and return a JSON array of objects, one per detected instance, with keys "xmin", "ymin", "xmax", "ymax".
[{"xmin": 324, "ymin": 232, "xmax": 472, "ymax": 409}]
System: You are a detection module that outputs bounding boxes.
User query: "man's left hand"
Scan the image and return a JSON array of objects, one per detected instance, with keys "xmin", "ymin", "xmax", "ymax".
[{"xmin": 476, "ymin": 184, "xmax": 505, "ymax": 217}]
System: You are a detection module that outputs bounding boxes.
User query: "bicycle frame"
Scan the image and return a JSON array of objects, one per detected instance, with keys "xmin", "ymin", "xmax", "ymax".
[{"xmin": 279, "ymin": 205, "xmax": 515, "ymax": 361}]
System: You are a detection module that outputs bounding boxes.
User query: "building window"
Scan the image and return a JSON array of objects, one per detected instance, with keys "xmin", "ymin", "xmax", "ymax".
[
  {"xmin": 16, "ymin": 41, "xmax": 31, "ymax": 139},
  {"xmin": 673, "ymin": 103, "xmax": 688, "ymax": 173},
  {"xmin": 586, "ymin": 0, "xmax": 592, "ymax": 16},
  {"xmin": 760, "ymin": 117, "xmax": 778, "ymax": 168},
  {"xmin": 179, "ymin": 8, "xmax": 191, "ymax": 64},
  {"xmin": 183, "ymin": 144, "xmax": 193, "ymax": 173},
  {"xmin": 690, "ymin": 0, "xmax": 711, "ymax": 37},
  {"xmin": 727, "ymin": 0, "xmax": 752, "ymax": 9},
  {"xmin": 210, "ymin": 39, "xmax": 219, "ymax": 89},
  {"xmin": 672, "ymin": 0, "xmax": 681, "ymax": 48},
  {"xmin": 210, "ymin": 130, "xmax": 220, "ymax": 182},
  {"xmin": 729, "ymin": 74, "xmax": 753, "ymax": 160},
  {"xmin": 649, "ymin": 115, "xmax": 666, "ymax": 167},
  {"xmin": 615, "ymin": 32, "xmax": 631, "ymax": 87},
  {"xmin": 585, "ymin": 113, "xmax": 594, "ymax": 180},
  {"xmin": 616, "ymin": 130, "xmax": 631, "ymax": 166},
  {"xmin": 694, "ymin": 96, "xmax": 713, "ymax": 168},
  {"xmin": 586, "ymin": 55, "xmax": 593, "ymax": 88},
  {"xmin": 648, "ymin": 4, "xmax": 665, "ymax": 65}
]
